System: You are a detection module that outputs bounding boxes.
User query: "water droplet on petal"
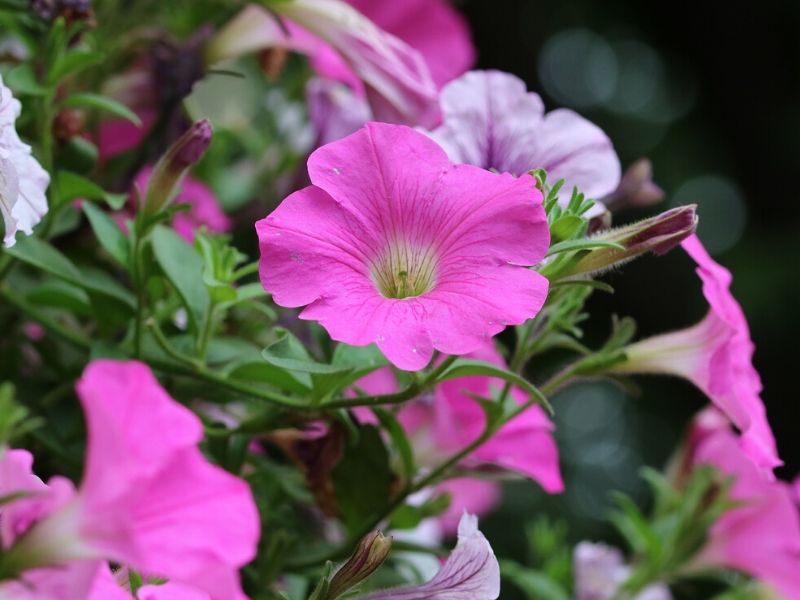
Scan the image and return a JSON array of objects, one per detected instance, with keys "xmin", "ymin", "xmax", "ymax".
[
  {"xmin": 332, "ymin": 167, "xmax": 341, "ymax": 175},
  {"xmin": 411, "ymin": 347, "xmax": 418, "ymax": 353},
  {"xmin": 377, "ymin": 335, "xmax": 385, "ymax": 341}
]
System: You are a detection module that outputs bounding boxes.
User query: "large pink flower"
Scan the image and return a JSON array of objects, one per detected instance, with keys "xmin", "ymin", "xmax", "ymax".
[
  {"xmin": 3, "ymin": 361, "xmax": 260, "ymax": 600},
  {"xmin": 257, "ymin": 123, "xmax": 550, "ymax": 370},
  {"xmin": 423, "ymin": 70, "xmax": 621, "ymax": 216},
  {"xmin": 686, "ymin": 409, "xmax": 800, "ymax": 598},
  {"xmin": 619, "ymin": 235, "xmax": 779, "ymax": 471}
]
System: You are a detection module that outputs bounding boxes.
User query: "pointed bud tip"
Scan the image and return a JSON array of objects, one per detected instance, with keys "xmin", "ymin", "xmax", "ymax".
[{"xmin": 176, "ymin": 119, "xmax": 213, "ymax": 166}]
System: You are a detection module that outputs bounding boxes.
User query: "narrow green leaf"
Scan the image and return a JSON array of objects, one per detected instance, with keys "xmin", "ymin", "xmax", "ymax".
[
  {"xmin": 546, "ymin": 238, "xmax": 625, "ymax": 258},
  {"xmin": 61, "ymin": 93, "xmax": 141, "ymax": 125},
  {"xmin": 49, "ymin": 48, "xmax": 103, "ymax": 83},
  {"xmin": 5, "ymin": 64, "xmax": 47, "ymax": 96},
  {"xmin": 151, "ymin": 225, "xmax": 210, "ymax": 334},
  {"xmin": 83, "ymin": 202, "xmax": 130, "ymax": 267},
  {"xmin": 436, "ymin": 359, "xmax": 552, "ymax": 415},
  {"xmin": 56, "ymin": 171, "xmax": 127, "ymax": 209}
]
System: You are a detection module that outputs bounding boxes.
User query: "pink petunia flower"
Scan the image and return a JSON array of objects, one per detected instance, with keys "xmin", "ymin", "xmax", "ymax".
[
  {"xmin": 208, "ymin": 0, "xmax": 440, "ymax": 127},
  {"xmin": 618, "ymin": 235, "xmax": 780, "ymax": 471},
  {"xmin": 685, "ymin": 409, "xmax": 800, "ymax": 599},
  {"xmin": 132, "ymin": 165, "xmax": 231, "ymax": 242},
  {"xmin": 423, "ymin": 70, "xmax": 621, "ymax": 216},
  {"xmin": 1, "ymin": 361, "xmax": 259, "ymax": 600},
  {"xmin": 573, "ymin": 542, "xmax": 672, "ymax": 600},
  {"xmin": 257, "ymin": 122, "xmax": 550, "ymax": 371},
  {"xmin": 0, "ymin": 75, "xmax": 50, "ymax": 247},
  {"xmin": 359, "ymin": 512, "xmax": 500, "ymax": 600},
  {"xmin": 353, "ymin": 342, "xmax": 562, "ymax": 529}
]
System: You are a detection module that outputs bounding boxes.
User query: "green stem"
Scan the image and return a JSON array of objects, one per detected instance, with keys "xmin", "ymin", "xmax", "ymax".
[{"xmin": 132, "ymin": 232, "xmax": 146, "ymax": 358}]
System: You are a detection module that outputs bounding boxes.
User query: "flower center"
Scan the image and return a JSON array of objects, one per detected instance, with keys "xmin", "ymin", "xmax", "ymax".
[{"xmin": 371, "ymin": 241, "xmax": 438, "ymax": 299}]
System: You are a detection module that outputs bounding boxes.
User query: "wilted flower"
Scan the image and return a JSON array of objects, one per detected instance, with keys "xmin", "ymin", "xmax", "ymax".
[
  {"xmin": 573, "ymin": 542, "xmax": 672, "ymax": 600},
  {"xmin": 257, "ymin": 122, "xmax": 550, "ymax": 370},
  {"xmin": 0, "ymin": 76, "xmax": 49, "ymax": 247},
  {"xmin": 423, "ymin": 70, "xmax": 620, "ymax": 216},
  {"xmin": 616, "ymin": 235, "xmax": 780, "ymax": 471},
  {"xmin": 0, "ymin": 361, "xmax": 259, "ymax": 600},
  {"xmin": 683, "ymin": 409, "xmax": 800, "ymax": 599},
  {"xmin": 358, "ymin": 513, "xmax": 500, "ymax": 600},
  {"xmin": 208, "ymin": 1, "xmax": 440, "ymax": 127}
]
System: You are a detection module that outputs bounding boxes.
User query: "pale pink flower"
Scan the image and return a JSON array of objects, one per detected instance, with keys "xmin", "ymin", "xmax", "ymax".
[
  {"xmin": 257, "ymin": 123, "xmax": 550, "ymax": 370},
  {"xmin": 133, "ymin": 166, "xmax": 231, "ymax": 242},
  {"xmin": 619, "ymin": 235, "xmax": 780, "ymax": 471},
  {"xmin": 0, "ymin": 75, "xmax": 50, "ymax": 247},
  {"xmin": 208, "ymin": 1, "xmax": 440, "ymax": 127},
  {"xmin": 4, "ymin": 361, "xmax": 259, "ymax": 600},
  {"xmin": 573, "ymin": 542, "xmax": 672, "ymax": 600},
  {"xmin": 344, "ymin": 0, "xmax": 473, "ymax": 88},
  {"xmin": 359, "ymin": 513, "xmax": 500, "ymax": 600},
  {"xmin": 686, "ymin": 410, "xmax": 800, "ymax": 599},
  {"xmin": 423, "ymin": 70, "xmax": 621, "ymax": 216}
]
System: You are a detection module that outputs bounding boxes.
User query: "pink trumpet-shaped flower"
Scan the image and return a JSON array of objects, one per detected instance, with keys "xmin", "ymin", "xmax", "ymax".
[
  {"xmin": 359, "ymin": 513, "xmax": 500, "ymax": 600},
  {"xmin": 2, "ymin": 361, "xmax": 259, "ymax": 600},
  {"xmin": 685, "ymin": 409, "xmax": 800, "ymax": 599},
  {"xmin": 353, "ymin": 342, "xmax": 562, "ymax": 529},
  {"xmin": 423, "ymin": 70, "xmax": 620, "ymax": 216},
  {"xmin": 618, "ymin": 235, "xmax": 780, "ymax": 471},
  {"xmin": 208, "ymin": 1, "xmax": 440, "ymax": 127},
  {"xmin": 0, "ymin": 75, "xmax": 49, "ymax": 247},
  {"xmin": 257, "ymin": 123, "xmax": 550, "ymax": 371}
]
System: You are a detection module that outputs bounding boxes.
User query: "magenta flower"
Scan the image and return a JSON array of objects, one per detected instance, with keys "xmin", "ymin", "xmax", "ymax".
[
  {"xmin": 423, "ymin": 70, "xmax": 621, "ymax": 216},
  {"xmin": 257, "ymin": 123, "xmax": 550, "ymax": 370},
  {"xmin": 208, "ymin": 1, "xmax": 440, "ymax": 127},
  {"xmin": 353, "ymin": 342, "xmax": 562, "ymax": 524},
  {"xmin": 133, "ymin": 166, "xmax": 231, "ymax": 242},
  {"xmin": 0, "ymin": 75, "xmax": 50, "ymax": 247},
  {"xmin": 618, "ymin": 235, "xmax": 780, "ymax": 471},
  {"xmin": 686, "ymin": 409, "xmax": 800, "ymax": 599},
  {"xmin": 256, "ymin": 123, "xmax": 549, "ymax": 370},
  {"xmin": 2, "ymin": 361, "xmax": 259, "ymax": 600},
  {"xmin": 359, "ymin": 513, "xmax": 500, "ymax": 600}
]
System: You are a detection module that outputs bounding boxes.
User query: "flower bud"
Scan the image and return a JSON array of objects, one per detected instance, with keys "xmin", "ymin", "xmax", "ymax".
[
  {"xmin": 567, "ymin": 204, "xmax": 698, "ymax": 276},
  {"xmin": 602, "ymin": 158, "xmax": 666, "ymax": 212},
  {"xmin": 142, "ymin": 119, "xmax": 212, "ymax": 216},
  {"xmin": 326, "ymin": 530, "xmax": 392, "ymax": 599}
]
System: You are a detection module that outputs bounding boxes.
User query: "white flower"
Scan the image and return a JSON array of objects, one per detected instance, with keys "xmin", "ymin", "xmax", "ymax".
[{"xmin": 0, "ymin": 76, "xmax": 49, "ymax": 247}]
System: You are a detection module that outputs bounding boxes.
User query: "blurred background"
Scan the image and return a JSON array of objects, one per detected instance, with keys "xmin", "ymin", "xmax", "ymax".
[{"xmin": 459, "ymin": 0, "xmax": 800, "ymax": 582}]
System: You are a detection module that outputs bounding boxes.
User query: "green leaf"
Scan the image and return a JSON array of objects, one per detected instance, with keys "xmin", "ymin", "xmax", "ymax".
[
  {"xmin": 374, "ymin": 408, "xmax": 414, "ymax": 482},
  {"xmin": 56, "ymin": 171, "xmax": 127, "ymax": 209},
  {"xmin": 83, "ymin": 202, "xmax": 130, "ymax": 267},
  {"xmin": 436, "ymin": 359, "xmax": 552, "ymax": 415},
  {"xmin": 151, "ymin": 225, "xmax": 210, "ymax": 334},
  {"xmin": 500, "ymin": 561, "xmax": 570, "ymax": 600},
  {"xmin": 546, "ymin": 238, "xmax": 625, "ymax": 258},
  {"xmin": 228, "ymin": 361, "xmax": 311, "ymax": 394},
  {"xmin": 550, "ymin": 215, "xmax": 585, "ymax": 242},
  {"xmin": 332, "ymin": 425, "xmax": 392, "ymax": 535},
  {"xmin": 5, "ymin": 64, "xmax": 47, "ymax": 96},
  {"xmin": 262, "ymin": 331, "xmax": 352, "ymax": 376},
  {"xmin": 61, "ymin": 93, "xmax": 141, "ymax": 125},
  {"xmin": 49, "ymin": 48, "xmax": 103, "ymax": 83}
]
